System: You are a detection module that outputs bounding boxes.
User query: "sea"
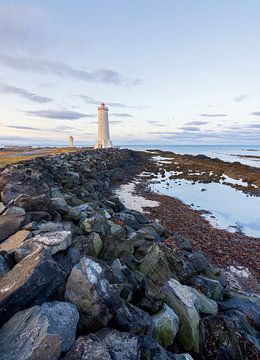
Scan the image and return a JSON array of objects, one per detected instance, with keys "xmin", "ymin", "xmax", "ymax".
[
  {"xmin": 120, "ymin": 145, "xmax": 260, "ymax": 237},
  {"xmin": 122, "ymin": 144, "xmax": 260, "ymax": 168}
]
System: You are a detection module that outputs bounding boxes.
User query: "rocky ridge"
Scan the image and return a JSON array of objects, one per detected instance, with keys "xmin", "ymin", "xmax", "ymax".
[{"xmin": 0, "ymin": 148, "xmax": 259, "ymax": 360}]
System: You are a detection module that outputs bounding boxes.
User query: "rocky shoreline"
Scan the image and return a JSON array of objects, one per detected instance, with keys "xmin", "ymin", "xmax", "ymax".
[
  {"xmin": 0, "ymin": 148, "xmax": 259, "ymax": 360},
  {"xmin": 145, "ymin": 149, "xmax": 260, "ymax": 196}
]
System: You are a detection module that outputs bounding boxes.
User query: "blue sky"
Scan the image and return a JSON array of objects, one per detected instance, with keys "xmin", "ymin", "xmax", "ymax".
[{"xmin": 0, "ymin": 0, "xmax": 259, "ymax": 145}]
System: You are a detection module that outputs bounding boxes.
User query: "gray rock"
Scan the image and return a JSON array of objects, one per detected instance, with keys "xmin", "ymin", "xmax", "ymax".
[
  {"xmin": 193, "ymin": 275, "xmax": 224, "ymax": 301},
  {"xmin": 0, "ymin": 247, "xmax": 67, "ymax": 326},
  {"xmin": 50, "ymin": 197, "xmax": 68, "ymax": 214},
  {"xmin": 202, "ymin": 315, "xmax": 244, "ymax": 360},
  {"xmin": 139, "ymin": 245, "xmax": 171, "ymax": 286},
  {"xmin": 37, "ymin": 221, "xmax": 65, "ymax": 233},
  {"xmin": 0, "ymin": 255, "xmax": 9, "ymax": 278},
  {"xmin": 219, "ymin": 291, "xmax": 260, "ymax": 328},
  {"xmin": 162, "ymin": 278, "xmax": 201, "ymax": 353},
  {"xmin": 96, "ymin": 328, "xmax": 140, "ymax": 360},
  {"xmin": 65, "ymin": 257, "xmax": 119, "ymax": 331},
  {"xmin": 80, "ymin": 232, "xmax": 103, "ymax": 257},
  {"xmin": 174, "ymin": 355, "xmax": 194, "ymax": 360},
  {"xmin": 63, "ymin": 334, "xmax": 112, "ymax": 360},
  {"xmin": 124, "ymin": 208, "xmax": 149, "ymax": 224},
  {"xmin": 186, "ymin": 252, "xmax": 209, "ymax": 273},
  {"xmin": 3, "ymin": 206, "xmax": 26, "ymax": 215},
  {"xmin": 0, "ymin": 214, "xmax": 26, "ymax": 243},
  {"xmin": 0, "ymin": 301, "xmax": 79, "ymax": 360},
  {"xmin": 81, "ymin": 214, "xmax": 110, "ymax": 235},
  {"xmin": 151, "ymin": 303, "xmax": 179, "ymax": 347},
  {"xmin": 138, "ymin": 225, "xmax": 161, "ymax": 241},
  {"xmin": 178, "ymin": 236, "xmax": 192, "ymax": 252},
  {"xmin": 226, "ymin": 309, "xmax": 260, "ymax": 351},
  {"xmin": 32, "ymin": 231, "xmax": 72, "ymax": 255},
  {"xmin": 113, "ymin": 302, "xmax": 154, "ymax": 335},
  {"xmin": 0, "ymin": 202, "xmax": 6, "ymax": 213},
  {"xmin": 138, "ymin": 335, "xmax": 176, "ymax": 359}
]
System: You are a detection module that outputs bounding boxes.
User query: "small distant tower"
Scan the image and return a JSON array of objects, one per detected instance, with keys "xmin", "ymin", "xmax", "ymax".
[
  {"xmin": 95, "ymin": 102, "xmax": 113, "ymax": 149},
  {"xmin": 68, "ymin": 135, "xmax": 74, "ymax": 147}
]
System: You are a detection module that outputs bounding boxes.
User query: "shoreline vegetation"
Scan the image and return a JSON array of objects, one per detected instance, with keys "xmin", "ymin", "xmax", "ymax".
[{"xmin": 0, "ymin": 148, "xmax": 259, "ymax": 359}]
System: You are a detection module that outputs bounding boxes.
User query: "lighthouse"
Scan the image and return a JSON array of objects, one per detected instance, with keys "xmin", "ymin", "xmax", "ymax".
[
  {"xmin": 95, "ymin": 102, "xmax": 113, "ymax": 149},
  {"xmin": 68, "ymin": 135, "xmax": 74, "ymax": 147}
]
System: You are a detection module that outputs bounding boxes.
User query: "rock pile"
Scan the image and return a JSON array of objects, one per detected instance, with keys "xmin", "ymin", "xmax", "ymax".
[{"xmin": 0, "ymin": 148, "xmax": 259, "ymax": 360}]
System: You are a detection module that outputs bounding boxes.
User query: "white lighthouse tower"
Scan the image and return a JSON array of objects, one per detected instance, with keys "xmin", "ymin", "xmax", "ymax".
[
  {"xmin": 95, "ymin": 102, "xmax": 113, "ymax": 149},
  {"xmin": 68, "ymin": 135, "xmax": 74, "ymax": 147}
]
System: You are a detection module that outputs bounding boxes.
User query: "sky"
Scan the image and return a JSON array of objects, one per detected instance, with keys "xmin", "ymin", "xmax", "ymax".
[{"xmin": 0, "ymin": 0, "xmax": 260, "ymax": 146}]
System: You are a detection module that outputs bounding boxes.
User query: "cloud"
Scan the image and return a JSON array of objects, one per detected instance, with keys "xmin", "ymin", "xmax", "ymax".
[
  {"xmin": 0, "ymin": 83, "xmax": 52, "ymax": 103},
  {"xmin": 200, "ymin": 113, "xmax": 227, "ymax": 117},
  {"xmin": 148, "ymin": 127, "xmax": 260, "ymax": 143},
  {"xmin": 7, "ymin": 125, "xmax": 41, "ymax": 131},
  {"xmin": 246, "ymin": 123, "xmax": 260, "ymax": 128},
  {"xmin": 186, "ymin": 120, "xmax": 208, "ymax": 125},
  {"xmin": 110, "ymin": 113, "xmax": 133, "ymax": 117},
  {"xmin": 233, "ymin": 94, "xmax": 249, "ymax": 102},
  {"xmin": 110, "ymin": 120, "xmax": 123, "ymax": 124},
  {"xmin": 147, "ymin": 120, "xmax": 166, "ymax": 127},
  {"xmin": 6, "ymin": 124, "xmax": 77, "ymax": 132},
  {"xmin": 25, "ymin": 109, "xmax": 95, "ymax": 120},
  {"xmin": 78, "ymin": 95, "xmax": 146, "ymax": 109},
  {"xmin": 0, "ymin": 54, "xmax": 141, "ymax": 86},
  {"xmin": 179, "ymin": 126, "xmax": 200, "ymax": 132},
  {"xmin": 251, "ymin": 111, "xmax": 260, "ymax": 116}
]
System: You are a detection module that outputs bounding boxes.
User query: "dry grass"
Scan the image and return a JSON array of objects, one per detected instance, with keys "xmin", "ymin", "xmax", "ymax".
[{"xmin": 0, "ymin": 147, "xmax": 83, "ymax": 168}]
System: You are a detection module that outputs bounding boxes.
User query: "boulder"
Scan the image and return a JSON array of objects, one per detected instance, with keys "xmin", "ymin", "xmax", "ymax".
[
  {"xmin": 96, "ymin": 328, "xmax": 140, "ymax": 360},
  {"xmin": 138, "ymin": 335, "xmax": 177, "ymax": 359},
  {"xmin": 219, "ymin": 291, "xmax": 260, "ymax": 328},
  {"xmin": 0, "ymin": 202, "xmax": 5, "ymax": 213},
  {"xmin": 151, "ymin": 303, "xmax": 179, "ymax": 347},
  {"xmin": 177, "ymin": 236, "xmax": 193, "ymax": 252},
  {"xmin": 63, "ymin": 334, "xmax": 112, "ymax": 360},
  {"xmin": 106, "ymin": 195, "xmax": 125, "ymax": 212},
  {"xmin": 124, "ymin": 208, "xmax": 149, "ymax": 224},
  {"xmin": 65, "ymin": 257, "xmax": 119, "ymax": 331},
  {"xmin": 202, "ymin": 315, "xmax": 244, "ymax": 360},
  {"xmin": 108, "ymin": 220, "xmax": 127, "ymax": 239},
  {"xmin": 138, "ymin": 225, "xmax": 161, "ymax": 241},
  {"xmin": 26, "ymin": 210, "xmax": 52, "ymax": 222},
  {"xmin": 137, "ymin": 277, "xmax": 164, "ymax": 314},
  {"xmin": 139, "ymin": 245, "xmax": 171, "ymax": 286},
  {"xmin": 50, "ymin": 197, "xmax": 68, "ymax": 214},
  {"xmin": 204, "ymin": 263, "xmax": 227, "ymax": 287},
  {"xmin": 75, "ymin": 232, "xmax": 103, "ymax": 257},
  {"xmin": 113, "ymin": 302, "xmax": 154, "ymax": 335},
  {"xmin": 162, "ymin": 278, "xmax": 217, "ymax": 353},
  {"xmin": 0, "ymin": 230, "xmax": 30, "ymax": 253},
  {"xmin": 36, "ymin": 221, "xmax": 65, "ymax": 233},
  {"xmin": 0, "ymin": 301, "xmax": 79, "ymax": 360},
  {"xmin": 0, "ymin": 214, "xmax": 26, "ymax": 243},
  {"xmin": 0, "ymin": 247, "xmax": 67, "ymax": 326},
  {"xmin": 225, "ymin": 309, "xmax": 260, "ymax": 352},
  {"xmin": 174, "ymin": 355, "xmax": 194, "ymax": 360},
  {"xmin": 193, "ymin": 275, "xmax": 224, "ymax": 301},
  {"xmin": 81, "ymin": 214, "xmax": 110, "ymax": 235},
  {"xmin": 32, "ymin": 231, "xmax": 72, "ymax": 255},
  {"xmin": 3, "ymin": 206, "xmax": 26, "ymax": 215},
  {"xmin": 186, "ymin": 252, "xmax": 209, "ymax": 273},
  {"xmin": 13, "ymin": 193, "xmax": 49, "ymax": 211},
  {"xmin": 0, "ymin": 255, "xmax": 9, "ymax": 277},
  {"xmin": 96, "ymin": 329, "xmax": 177, "ymax": 360}
]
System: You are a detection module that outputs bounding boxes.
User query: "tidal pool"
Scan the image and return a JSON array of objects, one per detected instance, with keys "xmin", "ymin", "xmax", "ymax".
[{"xmin": 149, "ymin": 171, "xmax": 260, "ymax": 238}]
